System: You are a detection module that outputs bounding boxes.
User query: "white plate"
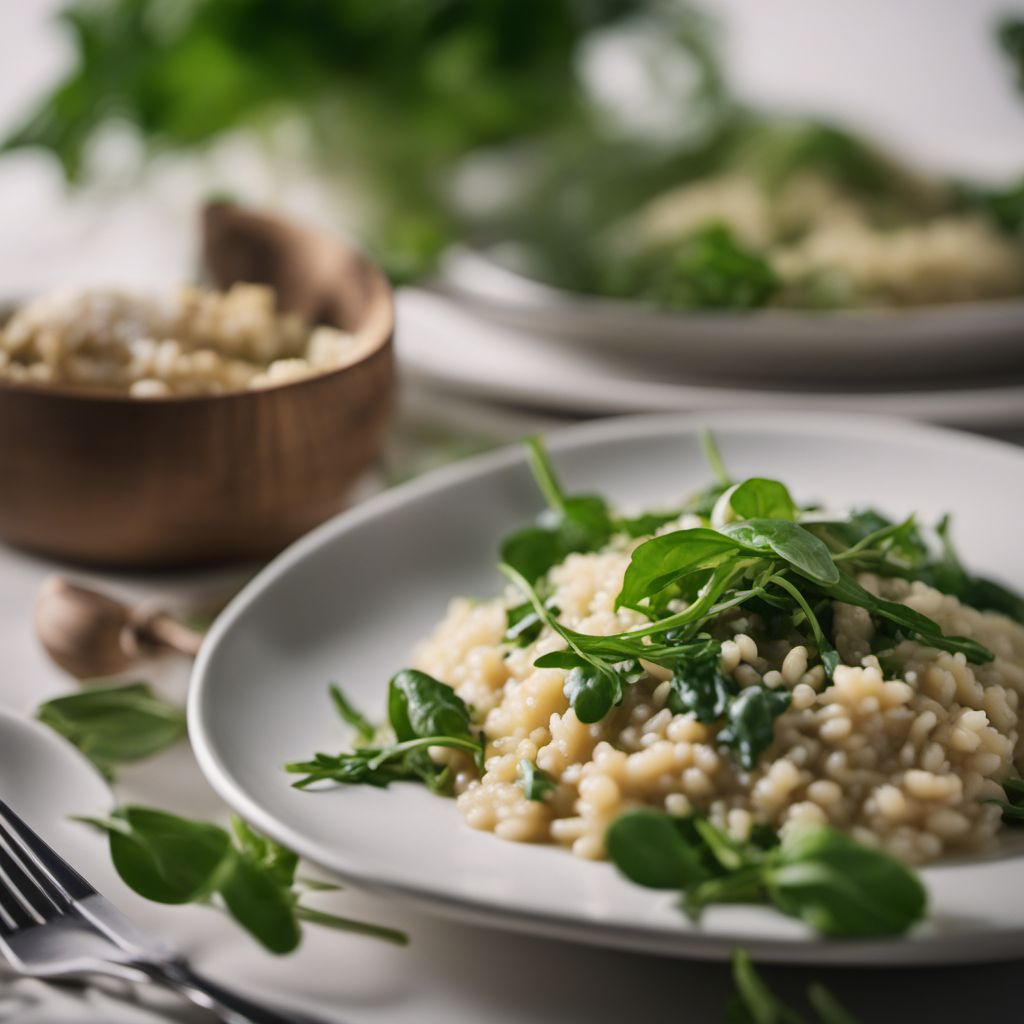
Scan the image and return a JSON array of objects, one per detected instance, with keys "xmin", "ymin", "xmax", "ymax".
[
  {"xmin": 190, "ymin": 412, "xmax": 1024, "ymax": 965},
  {"xmin": 438, "ymin": 247, "xmax": 1024, "ymax": 385},
  {"xmin": 397, "ymin": 288, "xmax": 1024, "ymax": 432}
]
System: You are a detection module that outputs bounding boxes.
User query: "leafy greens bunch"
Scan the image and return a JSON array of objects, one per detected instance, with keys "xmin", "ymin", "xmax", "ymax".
[
  {"xmin": 497, "ymin": 433, "xmax": 996, "ymax": 771},
  {"xmin": 606, "ymin": 808, "xmax": 926, "ymax": 938},
  {"xmin": 78, "ymin": 808, "xmax": 407, "ymax": 952}
]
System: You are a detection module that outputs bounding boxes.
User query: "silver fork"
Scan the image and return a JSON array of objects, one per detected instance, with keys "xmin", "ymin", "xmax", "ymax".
[{"xmin": 0, "ymin": 798, "xmax": 327, "ymax": 1024}]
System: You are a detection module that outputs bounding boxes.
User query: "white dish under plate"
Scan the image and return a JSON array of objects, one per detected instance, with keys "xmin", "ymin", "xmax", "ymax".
[
  {"xmin": 438, "ymin": 246, "xmax": 1024, "ymax": 385},
  {"xmin": 397, "ymin": 288, "xmax": 1024, "ymax": 432},
  {"xmin": 190, "ymin": 412, "xmax": 1024, "ymax": 965}
]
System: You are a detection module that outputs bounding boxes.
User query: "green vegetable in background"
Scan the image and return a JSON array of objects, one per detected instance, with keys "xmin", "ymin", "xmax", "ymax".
[
  {"xmin": 77, "ymin": 807, "xmax": 407, "ymax": 952},
  {"xmin": 605, "ymin": 224, "xmax": 779, "ymax": 310},
  {"xmin": 605, "ymin": 809, "xmax": 926, "ymax": 938},
  {"xmin": 37, "ymin": 682, "xmax": 186, "ymax": 779}
]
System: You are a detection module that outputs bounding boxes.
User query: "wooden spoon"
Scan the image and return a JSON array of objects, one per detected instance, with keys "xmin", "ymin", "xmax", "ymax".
[{"xmin": 34, "ymin": 576, "xmax": 203, "ymax": 681}]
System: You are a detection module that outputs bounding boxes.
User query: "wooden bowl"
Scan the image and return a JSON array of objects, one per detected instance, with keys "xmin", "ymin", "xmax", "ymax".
[{"xmin": 0, "ymin": 204, "xmax": 396, "ymax": 568}]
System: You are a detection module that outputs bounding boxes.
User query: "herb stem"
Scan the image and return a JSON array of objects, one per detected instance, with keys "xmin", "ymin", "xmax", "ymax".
[{"xmin": 295, "ymin": 905, "xmax": 409, "ymax": 946}]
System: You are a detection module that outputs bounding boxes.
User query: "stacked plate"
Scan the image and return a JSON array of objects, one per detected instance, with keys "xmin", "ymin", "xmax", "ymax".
[{"xmin": 396, "ymin": 247, "xmax": 1024, "ymax": 436}]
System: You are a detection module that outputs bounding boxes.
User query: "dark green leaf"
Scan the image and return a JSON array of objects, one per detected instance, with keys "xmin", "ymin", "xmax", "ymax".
[
  {"xmin": 667, "ymin": 641, "xmax": 738, "ymax": 722},
  {"xmin": 388, "ymin": 669, "xmax": 473, "ymax": 743},
  {"xmin": 718, "ymin": 686, "xmax": 791, "ymax": 770},
  {"xmin": 822, "ymin": 573, "xmax": 993, "ymax": 664},
  {"xmin": 518, "ymin": 759, "xmax": 556, "ymax": 801},
  {"xmin": 721, "ymin": 519, "xmax": 839, "ymax": 586},
  {"xmin": 219, "ymin": 853, "xmax": 301, "ymax": 955},
  {"xmin": 807, "ymin": 984, "xmax": 861, "ymax": 1024},
  {"xmin": 766, "ymin": 825, "xmax": 927, "ymax": 937},
  {"xmin": 230, "ymin": 816, "xmax": 298, "ymax": 889},
  {"xmin": 78, "ymin": 807, "xmax": 232, "ymax": 905},
  {"xmin": 605, "ymin": 809, "xmax": 709, "ymax": 889},
  {"xmin": 617, "ymin": 528, "xmax": 745, "ymax": 609},
  {"xmin": 563, "ymin": 663, "xmax": 620, "ymax": 724},
  {"xmin": 730, "ymin": 479, "xmax": 797, "ymax": 522}
]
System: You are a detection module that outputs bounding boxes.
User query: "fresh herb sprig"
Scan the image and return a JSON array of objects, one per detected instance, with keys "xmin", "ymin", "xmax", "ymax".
[
  {"xmin": 729, "ymin": 949, "xmax": 860, "ymax": 1024},
  {"xmin": 37, "ymin": 682, "xmax": 186, "ymax": 780},
  {"xmin": 286, "ymin": 671, "xmax": 483, "ymax": 794},
  {"xmin": 501, "ymin": 436, "xmax": 680, "ymax": 584},
  {"xmin": 988, "ymin": 777, "xmax": 1024, "ymax": 824},
  {"xmin": 77, "ymin": 808, "xmax": 407, "ymax": 952},
  {"xmin": 606, "ymin": 809, "xmax": 926, "ymax": 938}
]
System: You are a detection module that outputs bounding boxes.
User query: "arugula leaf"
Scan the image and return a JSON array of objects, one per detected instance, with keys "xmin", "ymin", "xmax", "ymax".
[
  {"xmin": 988, "ymin": 776, "xmax": 1024, "ymax": 824},
  {"xmin": 329, "ymin": 684, "xmax": 375, "ymax": 743},
  {"xmin": 728, "ymin": 948, "xmax": 804, "ymax": 1024},
  {"xmin": 617, "ymin": 528, "xmax": 746, "ymax": 610},
  {"xmin": 821, "ymin": 572, "xmax": 993, "ymax": 664},
  {"xmin": 505, "ymin": 598, "xmax": 559, "ymax": 647},
  {"xmin": 501, "ymin": 437, "xmax": 615, "ymax": 582},
  {"xmin": 37, "ymin": 682, "xmax": 185, "ymax": 779},
  {"xmin": 517, "ymin": 759, "xmax": 556, "ymax": 801},
  {"xmin": 718, "ymin": 686, "xmax": 791, "ymax": 770},
  {"xmin": 766, "ymin": 825, "xmax": 927, "ymax": 937},
  {"xmin": 77, "ymin": 807, "xmax": 406, "ymax": 952}
]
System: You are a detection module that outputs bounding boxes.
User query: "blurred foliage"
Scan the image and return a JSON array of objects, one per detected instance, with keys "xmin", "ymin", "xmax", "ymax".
[
  {"xmin": 2, "ymin": 0, "xmax": 715, "ymax": 280},
  {"xmin": 1001, "ymin": 16, "xmax": 1024, "ymax": 91}
]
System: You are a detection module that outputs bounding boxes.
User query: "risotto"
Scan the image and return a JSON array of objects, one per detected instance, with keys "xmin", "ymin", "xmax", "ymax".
[
  {"xmin": 0, "ymin": 283, "xmax": 372, "ymax": 396},
  {"xmin": 417, "ymin": 548, "xmax": 1022, "ymax": 865}
]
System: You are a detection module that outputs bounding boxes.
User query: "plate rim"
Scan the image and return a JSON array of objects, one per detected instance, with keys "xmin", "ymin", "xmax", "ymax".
[{"xmin": 189, "ymin": 411, "xmax": 1024, "ymax": 965}]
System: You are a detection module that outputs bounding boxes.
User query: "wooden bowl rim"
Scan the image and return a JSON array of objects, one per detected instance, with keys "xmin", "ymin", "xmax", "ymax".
[{"xmin": 0, "ymin": 213, "xmax": 395, "ymax": 407}]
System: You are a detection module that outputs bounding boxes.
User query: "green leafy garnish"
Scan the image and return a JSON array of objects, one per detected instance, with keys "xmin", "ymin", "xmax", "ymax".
[
  {"xmin": 328, "ymin": 684, "xmax": 375, "ymax": 743},
  {"xmin": 517, "ymin": 759, "xmax": 556, "ymax": 802},
  {"xmin": 37, "ymin": 682, "xmax": 186, "ymax": 779},
  {"xmin": 77, "ymin": 807, "xmax": 407, "ymax": 952},
  {"xmin": 718, "ymin": 686, "xmax": 792, "ymax": 770},
  {"xmin": 606, "ymin": 810, "xmax": 926, "ymax": 938},
  {"xmin": 607, "ymin": 224, "xmax": 779, "ymax": 310},
  {"xmin": 988, "ymin": 776, "xmax": 1024, "ymax": 824},
  {"xmin": 287, "ymin": 671, "xmax": 482, "ymax": 794}
]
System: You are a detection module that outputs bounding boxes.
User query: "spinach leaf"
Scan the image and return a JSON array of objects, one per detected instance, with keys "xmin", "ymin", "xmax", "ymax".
[
  {"xmin": 988, "ymin": 776, "xmax": 1024, "ymax": 824},
  {"xmin": 718, "ymin": 686, "xmax": 791, "ymax": 770},
  {"xmin": 667, "ymin": 641, "xmax": 738, "ymax": 722},
  {"xmin": 518, "ymin": 759, "xmax": 556, "ymax": 801},
  {"xmin": 37, "ymin": 682, "xmax": 185, "ymax": 779},
  {"xmin": 78, "ymin": 807, "xmax": 231, "ymax": 905},
  {"xmin": 78, "ymin": 807, "xmax": 406, "ymax": 952},
  {"xmin": 542, "ymin": 653, "xmax": 643, "ymax": 724},
  {"xmin": 329, "ymin": 684, "xmax": 375, "ymax": 742},
  {"xmin": 729, "ymin": 478, "xmax": 798, "ymax": 522},
  {"xmin": 388, "ymin": 669, "xmax": 473, "ymax": 743},
  {"xmin": 766, "ymin": 825, "xmax": 927, "ymax": 937},
  {"xmin": 605, "ymin": 809, "xmax": 709, "ymax": 889},
  {"xmin": 721, "ymin": 520, "xmax": 839, "ymax": 587},
  {"xmin": 606, "ymin": 810, "xmax": 926, "ymax": 941},
  {"xmin": 617, "ymin": 528, "xmax": 745, "ymax": 610},
  {"xmin": 219, "ymin": 853, "xmax": 302, "ymax": 955}
]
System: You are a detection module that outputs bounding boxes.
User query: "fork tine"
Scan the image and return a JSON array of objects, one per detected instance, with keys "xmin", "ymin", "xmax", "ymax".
[
  {"xmin": 0, "ymin": 818, "xmax": 70, "ymax": 911},
  {"xmin": 0, "ymin": 831, "xmax": 66, "ymax": 923},
  {"xmin": 0, "ymin": 799, "xmax": 94, "ymax": 901},
  {"xmin": 0, "ymin": 862, "xmax": 39, "ymax": 934}
]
